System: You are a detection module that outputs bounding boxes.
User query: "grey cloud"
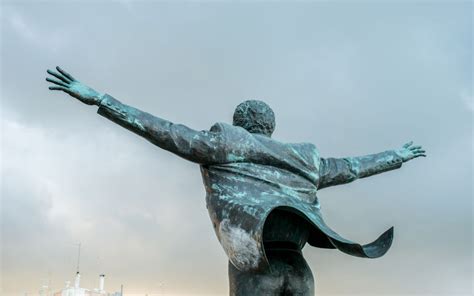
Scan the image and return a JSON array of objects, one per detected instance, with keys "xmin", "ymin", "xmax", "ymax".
[{"xmin": 1, "ymin": 1, "xmax": 472, "ymax": 295}]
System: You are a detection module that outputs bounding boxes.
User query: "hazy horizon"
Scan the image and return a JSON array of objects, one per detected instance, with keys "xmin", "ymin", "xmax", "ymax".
[{"xmin": 1, "ymin": 1, "xmax": 472, "ymax": 295}]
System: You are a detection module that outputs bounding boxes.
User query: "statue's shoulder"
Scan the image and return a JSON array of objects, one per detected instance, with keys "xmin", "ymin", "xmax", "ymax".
[
  {"xmin": 308, "ymin": 142, "xmax": 320, "ymax": 154},
  {"xmin": 287, "ymin": 141, "xmax": 319, "ymax": 151},
  {"xmin": 310, "ymin": 143, "xmax": 321, "ymax": 159},
  {"xmin": 285, "ymin": 142, "xmax": 321, "ymax": 166},
  {"xmin": 295, "ymin": 142, "xmax": 320, "ymax": 158}
]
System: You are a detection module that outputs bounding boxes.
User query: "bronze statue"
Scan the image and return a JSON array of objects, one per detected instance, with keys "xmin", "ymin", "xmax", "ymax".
[{"xmin": 46, "ymin": 66, "xmax": 426, "ymax": 295}]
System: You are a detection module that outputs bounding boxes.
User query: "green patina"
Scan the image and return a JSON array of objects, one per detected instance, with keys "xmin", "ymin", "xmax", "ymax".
[{"xmin": 46, "ymin": 66, "xmax": 426, "ymax": 295}]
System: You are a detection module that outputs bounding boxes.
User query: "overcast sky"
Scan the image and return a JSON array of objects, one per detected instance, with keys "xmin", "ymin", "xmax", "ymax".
[{"xmin": 1, "ymin": 1, "xmax": 472, "ymax": 295}]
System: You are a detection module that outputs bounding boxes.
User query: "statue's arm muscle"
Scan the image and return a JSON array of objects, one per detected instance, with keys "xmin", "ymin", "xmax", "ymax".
[
  {"xmin": 318, "ymin": 150, "xmax": 403, "ymax": 189},
  {"xmin": 97, "ymin": 94, "xmax": 225, "ymax": 164}
]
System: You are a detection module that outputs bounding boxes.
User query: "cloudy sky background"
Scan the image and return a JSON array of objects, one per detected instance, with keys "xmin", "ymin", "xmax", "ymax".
[{"xmin": 1, "ymin": 1, "xmax": 472, "ymax": 295}]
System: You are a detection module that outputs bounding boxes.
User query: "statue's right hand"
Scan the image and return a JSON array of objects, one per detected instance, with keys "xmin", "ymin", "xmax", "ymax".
[
  {"xmin": 46, "ymin": 66, "xmax": 103, "ymax": 106},
  {"xmin": 396, "ymin": 141, "xmax": 426, "ymax": 162}
]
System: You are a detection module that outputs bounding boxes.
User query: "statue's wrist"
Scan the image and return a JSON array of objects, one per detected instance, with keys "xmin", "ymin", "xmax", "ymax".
[
  {"xmin": 394, "ymin": 149, "xmax": 407, "ymax": 162},
  {"xmin": 394, "ymin": 149, "xmax": 402, "ymax": 158},
  {"xmin": 94, "ymin": 93, "xmax": 105, "ymax": 106}
]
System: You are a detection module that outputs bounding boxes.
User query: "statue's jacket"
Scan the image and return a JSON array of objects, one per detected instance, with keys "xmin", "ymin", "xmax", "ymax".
[{"xmin": 98, "ymin": 94, "xmax": 403, "ymax": 272}]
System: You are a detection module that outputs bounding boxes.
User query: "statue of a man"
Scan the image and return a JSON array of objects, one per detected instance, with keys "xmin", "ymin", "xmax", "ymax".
[{"xmin": 46, "ymin": 67, "xmax": 425, "ymax": 295}]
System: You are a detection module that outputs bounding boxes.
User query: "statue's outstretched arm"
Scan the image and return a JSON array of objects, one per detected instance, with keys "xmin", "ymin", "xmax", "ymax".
[
  {"xmin": 318, "ymin": 142, "xmax": 426, "ymax": 189},
  {"xmin": 46, "ymin": 67, "xmax": 225, "ymax": 164}
]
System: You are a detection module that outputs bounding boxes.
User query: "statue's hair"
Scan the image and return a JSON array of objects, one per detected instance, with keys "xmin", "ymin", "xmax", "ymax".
[{"xmin": 233, "ymin": 100, "xmax": 275, "ymax": 136}]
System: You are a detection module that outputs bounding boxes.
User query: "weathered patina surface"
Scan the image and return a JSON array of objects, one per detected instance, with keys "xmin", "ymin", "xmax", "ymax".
[
  {"xmin": 46, "ymin": 67, "xmax": 426, "ymax": 295},
  {"xmin": 96, "ymin": 94, "xmax": 400, "ymax": 271}
]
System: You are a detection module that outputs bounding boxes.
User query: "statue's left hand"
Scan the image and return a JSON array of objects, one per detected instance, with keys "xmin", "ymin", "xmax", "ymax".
[
  {"xmin": 46, "ymin": 66, "xmax": 103, "ymax": 106},
  {"xmin": 396, "ymin": 141, "xmax": 426, "ymax": 162}
]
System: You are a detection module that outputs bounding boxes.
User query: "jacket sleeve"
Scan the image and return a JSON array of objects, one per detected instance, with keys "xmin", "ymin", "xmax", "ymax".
[
  {"xmin": 97, "ymin": 94, "xmax": 227, "ymax": 164},
  {"xmin": 318, "ymin": 150, "xmax": 403, "ymax": 189}
]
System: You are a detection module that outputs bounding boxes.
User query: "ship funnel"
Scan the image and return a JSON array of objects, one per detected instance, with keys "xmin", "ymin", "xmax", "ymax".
[
  {"xmin": 74, "ymin": 272, "xmax": 80, "ymax": 288},
  {"xmin": 99, "ymin": 274, "xmax": 105, "ymax": 291}
]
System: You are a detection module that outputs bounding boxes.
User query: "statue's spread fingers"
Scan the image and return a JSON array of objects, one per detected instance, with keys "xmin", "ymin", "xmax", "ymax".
[
  {"xmin": 56, "ymin": 66, "xmax": 75, "ymax": 81},
  {"xmin": 403, "ymin": 141, "xmax": 413, "ymax": 148},
  {"xmin": 409, "ymin": 145, "xmax": 422, "ymax": 150},
  {"xmin": 47, "ymin": 69, "xmax": 70, "ymax": 83},
  {"xmin": 49, "ymin": 86, "xmax": 68, "ymax": 91},
  {"xmin": 46, "ymin": 77, "xmax": 69, "ymax": 87}
]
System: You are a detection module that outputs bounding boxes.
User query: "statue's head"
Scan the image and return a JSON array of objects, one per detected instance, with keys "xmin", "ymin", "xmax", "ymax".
[{"xmin": 233, "ymin": 100, "xmax": 275, "ymax": 137}]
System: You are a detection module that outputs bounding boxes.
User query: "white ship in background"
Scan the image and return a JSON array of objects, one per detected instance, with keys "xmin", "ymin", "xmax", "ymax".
[
  {"xmin": 53, "ymin": 272, "xmax": 120, "ymax": 296},
  {"xmin": 38, "ymin": 272, "xmax": 121, "ymax": 296},
  {"xmin": 38, "ymin": 244, "xmax": 122, "ymax": 296}
]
